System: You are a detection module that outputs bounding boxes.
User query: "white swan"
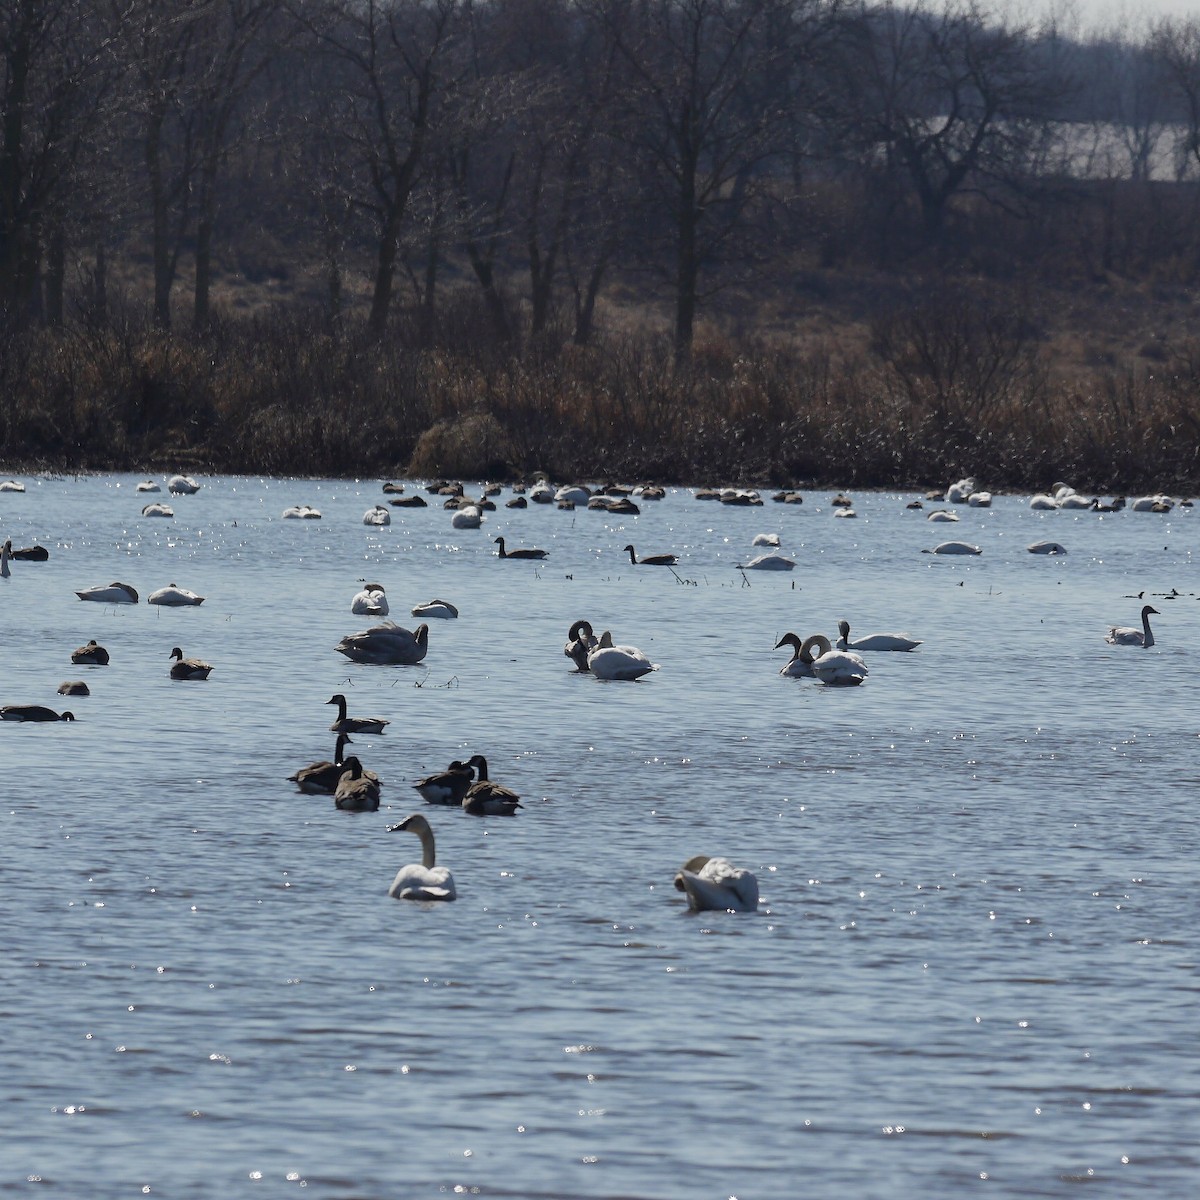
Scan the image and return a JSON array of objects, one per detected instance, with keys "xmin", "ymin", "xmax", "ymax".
[
  {"xmin": 351, "ymin": 584, "xmax": 389, "ymax": 616},
  {"xmin": 924, "ymin": 542, "xmax": 982, "ymax": 555},
  {"xmin": 555, "ymin": 484, "xmax": 591, "ymax": 505},
  {"xmin": 926, "ymin": 509, "xmax": 959, "ymax": 522},
  {"xmin": 149, "ymin": 583, "xmax": 205, "ymax": 606},
  {"xmin": 0, "ymin": 479, "xmax": 25, "ymax": 492},
  {"xmin": 141, "ymin": 502, "xmax": 174, "ymax": 518},
  {"xmin": 411, "ymin": 598, "xmax": 458, "ymax": 619},
  {"xmin": 735, "ymin": 553, "xmax": 795, "ymax": 571},
  {"xmin": 135, "ymin": 479, "xmax": 161, "ymax": 493},
  {"xmin": 335, "ymin": 621, "xmax": 429, "ymax": 665},
  {"xmin": 1130, "ymin": 494, "xmax": 1174, "ymax": 512},
  {"xmin": 76, "ymin": 581, "xmax": 138, "ymax": 604},
  {"xmin": 387, "ymin": 814, "xmax": 456, "ymax": 901},
  {"xmin": 451, "ymin": 505, "xmax": 482, "ymax": 529},
  {"xmin": 587, "ymin": 631, "xmax": 657, "ymax": 680},
  {"xmin": 168, "ymin": 475, "xmax": 200, "ymax": 494},
  {"xmin": 326, "ymin": 693, "xmax": 389, "ymax": 733},
  {"xmin": 945, "ymin": 477, "xmax": 976, "ymax": 504},
  {"xmin": 1057, "ymin": 493, "xmax": 1091, "ymax": 509},
  {"xmin": 811, "ymin": 647, "xmax": 868, "ymax": 686},
  {"xmin": 1027, "ymin": 541, "xmax": 1067, "ymax": 555},
  {"xmin": 1106, "ymin": 604, "xmax": 1159, "ymax": 647},
  {"xmin": 1029, "ymin": 493, "xmax": 1058, "ymax": 509},
  {"xmin": 674, "ymin": 855, "xmax": 759, "ymax": 912},
  {"xmin": 282, "ymin": 504, "xmax": 321, "ymax": 519},
  {"xmin": 967, "ymin": 491, "xmax": 992, "ymax": 507},
  {"xmin": 752, "ymin": 532, "xmax": 780, "ymax": 547},
  {"xmin": 836, "ymin": 619, "xmax": 920, "ymax": 652},
  {"xmin": 363, "ymin": 505, "xmax": 391, "ymax": 526},
  {"xmin": 774, "ymin": 632, "xmax": 832, "ymax": 677}
]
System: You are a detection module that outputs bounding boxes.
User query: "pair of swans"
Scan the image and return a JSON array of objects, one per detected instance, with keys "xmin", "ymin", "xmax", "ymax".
[
  {"xmin": 564, "ymin": 620, "xmax": 656, "ymax": 680},
  {"xmin": 774, "ymin": 633, "xmax": 868, "ymax": 686},
  {"xmin": 335, "ymin": 621, "xmax": 429, "ymax": 665}
]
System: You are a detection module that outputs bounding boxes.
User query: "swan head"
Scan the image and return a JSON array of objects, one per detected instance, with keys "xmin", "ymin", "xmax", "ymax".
[
  {"xmin": 1143, "ymin": 605, "xmax": 1160, "ymax": 617},
  {"xmin": 568, "ymin": 619, "xmax": 595, "ymax": 641},
  {"xmin": 837, "ymin": 619, "xmax": 850, "ymax": 638},
  {"xmin": 774, "ymin": 632, "xmax": 803, "ymax": 652},
  {"xmin": 388, "ymin": 812, "xmax": 438, "ymax": 869}
]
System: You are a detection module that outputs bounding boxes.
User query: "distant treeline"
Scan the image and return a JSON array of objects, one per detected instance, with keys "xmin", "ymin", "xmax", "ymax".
[{"xmin": 4, "ymin": 0, "xmax": 1200, "ymax": 486}]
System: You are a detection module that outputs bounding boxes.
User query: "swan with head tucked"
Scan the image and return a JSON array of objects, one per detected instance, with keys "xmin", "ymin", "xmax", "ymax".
[
  {"xmin": 564, "ymin": 619, "xmax": 599, "ymax": 672},
  {"xmin": 168, "ymin": 475, "xmax": 200, "ymax": 494},
  {"xmin": 623, "ymin": 543, "xmax": 678, "ymax": 566},
  {"xmin": 363, "ymin": 505, "xmax": 391, "ymax": 526},
  {"xmin": 326, "ymin": 693, "xmax": 389, "ymax": 734},
  {"xmin": 141, "ymin": 502, "xmax": 174, "ymax": 518},
  {"xmin": 461, "ymin": 754, "xmax": 522, "ymax": 816},
  {"xmin": 335, "ymin": 620, "xmax": 429, "ymax": 665},
  {"xmin": 169, "ymin": 647, "xmax": 213, "ymax": 680},
  {"xmin": 149, "ymin": 583, "xmax": 205, "ymax": 606},
  {"xmin": 350, "ymin": 583, "xmax": 389, "ymax": 616},
  {"xmin": 387, "ymin": 814, "xmax": 456, "ymax": 901},
  {"xmin": 836, "ymin": 620, "xmax": 921, "ymax": 652},
  {"xmin": 810, "ymin": 646, "xmax": 868, "ymax": 686},
  {"xmin": 1, "ymin": 705, "xmax": 75, "ymax": 722},
  {"xmin": 413, "ymin": 760, "xmax": 474, "ymax": 805},
  {"xmin": 735, "ymin": 553, "xmax": 795, "ymax": 571},
  {"xmin": 76, "ymin": 581, "xmax": 138, "ymax": 604},
  {"xmin": 334, "ymin": 755, "xmax": 382, "ymax": 812},
  {"xmin": 411, "ymin": 599, "xmax": 458, "ymax": 619},
  {"xmin": 774, "ymin": 632, "xmax": 832, "ymax": 677},
  {"xmin": 587, "ymin": 631, "xmax": 657, "ymax": 680},
  {"xmin": 674, "ymin": 855, "xmax": 759, "ymax": 913},
  {"xmin": 1106, "ymin": 604, "xmax": 1159, "ymax": 647}
]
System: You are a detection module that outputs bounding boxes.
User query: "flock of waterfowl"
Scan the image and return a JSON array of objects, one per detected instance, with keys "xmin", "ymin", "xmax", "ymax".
[{"xmin": 0, "ymin": 469, "xmax": 1180, "ymax": 912}]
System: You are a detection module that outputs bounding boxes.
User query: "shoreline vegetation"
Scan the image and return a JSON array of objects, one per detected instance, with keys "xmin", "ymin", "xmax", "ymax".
[{"xmin": 2, "ymin": 290, "xmax": 1200, "ymax": 493}]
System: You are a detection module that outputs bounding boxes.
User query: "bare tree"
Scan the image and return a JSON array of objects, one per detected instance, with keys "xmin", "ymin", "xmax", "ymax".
[{"xmin": 1152, "ymin": 16, "xmax": 1200, "ymax": 180}]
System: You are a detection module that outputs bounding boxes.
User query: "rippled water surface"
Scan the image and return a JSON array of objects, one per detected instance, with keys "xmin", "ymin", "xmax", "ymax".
[{"xmin": 2, "ymin": 475, "xmax": 1199, "ymax": 1200}]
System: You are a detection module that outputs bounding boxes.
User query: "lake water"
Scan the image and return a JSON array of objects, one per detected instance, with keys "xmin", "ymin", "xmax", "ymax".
[{"xmin": 1, "ymin": 475, "xmax": 1198, "ymax": 1200}]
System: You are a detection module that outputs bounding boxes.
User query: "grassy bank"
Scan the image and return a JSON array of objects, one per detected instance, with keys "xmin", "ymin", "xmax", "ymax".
[{"xmin": 2, "ymin": 287, "xmax": 1199, "ymax": 492}]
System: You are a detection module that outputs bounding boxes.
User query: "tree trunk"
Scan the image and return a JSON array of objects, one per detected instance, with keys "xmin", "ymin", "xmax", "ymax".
[{"xmin": 44, "ymin": 224, "xmax": 64, "ymax": 327}]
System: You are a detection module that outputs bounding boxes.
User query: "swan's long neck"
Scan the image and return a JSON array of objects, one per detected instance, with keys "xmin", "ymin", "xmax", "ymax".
[
  {"xmin": 800, "ymin": 634, "xmax": 832, "ymax": 664},
  {"xmin": 415, "ymin": 825, "xmax": 437, "ymax": 869},
  {"xmin": 1143, "ymin": 611, "xmax": 1155, "ymax": 647}
]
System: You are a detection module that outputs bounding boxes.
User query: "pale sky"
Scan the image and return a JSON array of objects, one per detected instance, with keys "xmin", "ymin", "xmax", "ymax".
[{"xmin": 993, "ymin": 0, "xmax": 1200, "ymax": 33}]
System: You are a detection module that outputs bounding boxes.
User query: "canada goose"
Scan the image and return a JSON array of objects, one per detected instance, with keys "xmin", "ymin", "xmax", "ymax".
[
  {"xmin": 1106, "ymin": 605, "xmax": 1159, "ymax": 647},
  {"xmin": 76, "ymin": 581, "xmax": 138, "ymax": 603},
  {"xmin": 169, "ymin": 647, "xmax": 213, "ymax": 680},
  {"xmin": 58, "ymin": 681, "xmax": 90, "ymax": 697},
  {"xmin": 289, "ymin": 734, "xmax": 375, "ymax": 795},
  {"xmin": 774, "ymin": 632, "xmax": 833, "ymax": 677},
  {"xmin": 334, "ymin": 756, "xmax": 382, "ymax": 812},
  {"xmin": 411, "ymin": 599, "xmax": 458, "ymax": 619},
  {"xmin": 587, "ymin": 631, "xmax": 657, "ymax": 680},
  {"xmin": 351, "ymin": 584, "xmax": 389, "ymax": 616},
  {"xmin": 363, "ymin": 505, "xmax": 391, "ymax": 526},
  {"xmin": 326, "ymin": 693, "xmax": 389, "ymax": 734},
  {"xmin": 334, "ymin": 621, "xmax": 429, "ymax": 665},
  {"xmin": 71, "ymin": 639, "xmax": 110, "ymax": 666},
  {"xmin": 11, "ymin": 545, "xmax": 49, "ymax": 560},
  {"xmin": 382, "ymin": 481, "xmax": 405, "ymax": 494},
  {"xmin": 623, "ymin": 543, "xmax": 678, "ymax": 566},
  {"xmin": 413, "ymin": 760, "xmax": 474, "ymax": 805},
  {"xmin": 674, "ymin": 855, "xmax": 759, "ymax": 913},
  {"xmin": 734, "ymin": 553, "xmax": 795, "ymax": 571},
  {"xmin": 1, "ymin": 705, "xmax": 74, "ymax": 722},
  {"xmin": 564, "ymin": 619, "xmax": 598, "ymax": 672},
  {"xmin": 389, "ymin": 494, "xmax": 427, "ymax": 508},
  {"xmin": 461, "ymin": 755, "xmax": 522, "ymax": 816},
  {"xmin": 836, "ymin": 620, "xmax": 921, "ymax": 652},
  {"xmin": 0, "ymin": 539, "xmax": 10, "ymax": 578},
  {"xmin": 494, "ymin": 535, "xmax": 547, "ymax": 560},
  {"xmin": 148, "ymin": 583, "xmax": 205, "ymax": 606},
  {"xmin": 387, "ymin": 814, "xmax": 456, "ymax": 900}
]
